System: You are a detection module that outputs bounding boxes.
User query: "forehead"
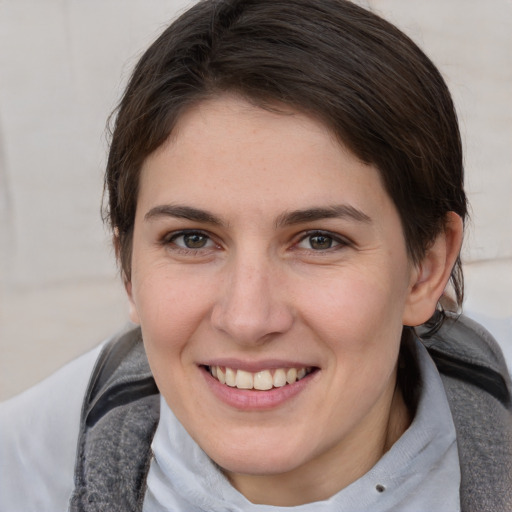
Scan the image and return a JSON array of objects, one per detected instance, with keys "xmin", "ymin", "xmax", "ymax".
[{"xmin": 138, "ymin": 95, "xmax": 393, "ymax": 221}]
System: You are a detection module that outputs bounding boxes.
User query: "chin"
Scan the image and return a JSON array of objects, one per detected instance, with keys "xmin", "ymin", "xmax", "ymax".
[{"xmin": 206, "ymin": 438, "xmax": 308, "ymax": 476}]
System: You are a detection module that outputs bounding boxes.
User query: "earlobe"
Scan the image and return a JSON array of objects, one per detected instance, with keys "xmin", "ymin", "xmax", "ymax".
[
  {"xmin": 403, "ymin": 212, "xmax": 463, "ymax": 326},
  {"xmin": 125, "ymin": 280, "xmax": 141, "ymax": 325}
]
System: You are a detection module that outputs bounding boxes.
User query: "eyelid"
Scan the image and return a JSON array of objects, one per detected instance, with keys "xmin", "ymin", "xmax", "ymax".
[
  {"xmin": 162, "ymin": 229, "xmax": 219, "ymax": 250},
  {"xmin": 294, "ymin": 229, "xmax": 352, "ymax": 250}
]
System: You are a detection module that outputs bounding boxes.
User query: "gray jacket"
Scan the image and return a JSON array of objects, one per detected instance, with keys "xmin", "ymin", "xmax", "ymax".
[{"xmin": 69, "ymin": 315, "xmax": 512, "ymax": 512}]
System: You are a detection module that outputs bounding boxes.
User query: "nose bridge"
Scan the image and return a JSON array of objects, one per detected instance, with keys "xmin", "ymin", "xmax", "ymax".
[{"xmin": 211, "ymin": 245, "xmax": 293, "ymax": 344}]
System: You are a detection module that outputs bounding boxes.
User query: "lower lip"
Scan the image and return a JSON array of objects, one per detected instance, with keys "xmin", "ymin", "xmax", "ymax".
[{"xmin": 200, "ymin": 367, "xmax": 316, "ymax": 411}]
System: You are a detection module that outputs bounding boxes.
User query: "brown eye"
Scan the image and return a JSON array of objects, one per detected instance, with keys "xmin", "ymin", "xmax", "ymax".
[
  {"xmin": 182, "ymin": 233, "xmax": 209, "ymax": 248},
  {"xmin": 296, "ymin": 231, "xmax": 347, "ymax": 251},
  {"xmin": 169, "ymin": 231, "xmax": 214, "ymax": 250},
  {"xmin": 308, "ymin": 234, "xmax": 334, "ymax": 250}
]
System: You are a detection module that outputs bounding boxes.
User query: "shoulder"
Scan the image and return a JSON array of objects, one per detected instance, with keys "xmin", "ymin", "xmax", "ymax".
[
  {"xmin": 419, "ymin": 312, "xmax": 512, "ymax": 406},
  {"xmin": 70, "ymin": 326, "xmax": 160, "ymax": 511},
  {"xmin": 419, "ymin": 313, "xmax": 512, "ymax": 512},
  {"xmin": 0, "ymin": 341, "xmax": 104, "ymax": 512}
]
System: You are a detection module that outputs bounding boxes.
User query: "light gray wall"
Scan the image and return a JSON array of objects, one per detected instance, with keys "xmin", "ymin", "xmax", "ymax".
[{"xmin": 0, "ymin": 0, "xmax": 511, "ymax": 400}]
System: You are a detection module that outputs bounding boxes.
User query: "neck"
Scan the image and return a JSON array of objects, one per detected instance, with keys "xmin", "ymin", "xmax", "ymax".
[{"xmin": 225, "ymin": 373, "xmax": 411, "ymax": 506}]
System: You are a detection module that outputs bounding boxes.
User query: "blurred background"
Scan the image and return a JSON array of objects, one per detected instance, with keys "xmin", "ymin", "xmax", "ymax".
[{"xmin": 0, "ymin": 0, "xmax": 511, "ymax": 401}]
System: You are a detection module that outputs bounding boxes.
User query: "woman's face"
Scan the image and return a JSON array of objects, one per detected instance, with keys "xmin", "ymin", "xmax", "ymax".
[{"xmin": 127, "ymin": 96, "xmax": 423, "ymax": 499}]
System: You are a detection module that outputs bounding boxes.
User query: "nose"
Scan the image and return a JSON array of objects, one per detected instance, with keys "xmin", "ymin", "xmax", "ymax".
[{"xmin": 210, "ymin": 253, "xmax": 294, "ymax": 346}]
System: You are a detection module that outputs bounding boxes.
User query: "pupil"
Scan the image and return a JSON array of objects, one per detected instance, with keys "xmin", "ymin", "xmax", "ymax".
[
  {"xmin": 310, "ymin": 235, "xmax": 332, "ymax": 250},
  {"xmin": 184, "ymin": 233, "xmax": 207, "ymax": 248}
]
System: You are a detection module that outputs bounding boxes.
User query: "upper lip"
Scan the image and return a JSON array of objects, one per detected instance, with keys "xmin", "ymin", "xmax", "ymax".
[{"xmin": 199, "ymin": 358, "xmax": 317, "ymax": 372}]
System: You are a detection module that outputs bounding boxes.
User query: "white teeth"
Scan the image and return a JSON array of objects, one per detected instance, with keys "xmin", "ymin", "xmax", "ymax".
[
  {"xmin": 225, "ymin": 367, "xmax": 236, "ymax": 387},
  {"xmin": 254, "ymin": 370, "xmax": 273, "ymax": 390},
  {"xmin": 273, "ymin": 368, "xmax": 287, "ymax": 387},
  {"xmin": 235, "ymin": 369, "xmax": 253, "ymax": 389},
  {"xmin": 286, "ymin": 368, "xmax": 297, "ymax": 384},
  {"xmin": 209, "ymin": 365, "xmax": 311, "ymax": 390}
]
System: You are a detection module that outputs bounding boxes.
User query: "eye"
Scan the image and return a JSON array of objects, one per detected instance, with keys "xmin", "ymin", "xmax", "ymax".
[
  {"xmin": 168, "ymin": 231, "xmax": 216, "ymax": 250},
  {"xmin": 296, "ymin": 231, "xmax": 347, "ymax": 251}
]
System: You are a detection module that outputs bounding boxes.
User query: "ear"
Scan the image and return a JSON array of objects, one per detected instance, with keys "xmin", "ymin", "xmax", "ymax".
[
  {"xmin": 125, "ymin": 279, "xmax": 141, "ymax": 325},
  {"xmin": 403, "ymin": 212, "xmax": 463, "ymax": 326}
]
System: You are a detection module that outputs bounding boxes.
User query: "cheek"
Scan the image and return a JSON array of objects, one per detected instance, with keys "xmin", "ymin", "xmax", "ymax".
[
  {"xmin": 295, "ymin": 266, "xmax": 409, "ymax": 384},
  {"xmin": 298, "ymin": 268, "xmax": 408, "ymax": 340},
  {"xmin": 281, "ymin": 273, "xmax": 406, "ymax": 450},
  {"xmin": 131, "ymin": 265, "xmax": 214, "ymax": 359},
  {"xmin": 133, "ymin": 271, "xmax": 214, "ymax": 412}
]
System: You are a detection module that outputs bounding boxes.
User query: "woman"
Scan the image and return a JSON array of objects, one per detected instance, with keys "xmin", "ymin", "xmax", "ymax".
[{"xmin": 1, "ymin": 0, "xmax": 511, "ymax": 511}]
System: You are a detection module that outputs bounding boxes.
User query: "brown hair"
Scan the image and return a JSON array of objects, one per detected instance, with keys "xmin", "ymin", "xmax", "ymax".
[{"xmin": 104, "ymin": 0, "xmax": 467, "ymax": 307}]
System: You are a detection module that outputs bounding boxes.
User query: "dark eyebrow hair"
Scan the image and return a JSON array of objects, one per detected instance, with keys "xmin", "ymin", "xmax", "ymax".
[
  {"xmin": 276, "ymin": 205, "xmax": 372, "ymax": 227},
  {"xmin": 144, "ymin": 204, "xmax": 225, "ymax": 226},
  {"xmin": 144, "ymin": 203, "xmax": 371, "ymax": 228}
]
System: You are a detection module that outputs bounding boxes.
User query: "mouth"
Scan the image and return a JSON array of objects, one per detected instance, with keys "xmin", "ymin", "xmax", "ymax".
[{"xmin": 203, "ymin": 365, "xmax": 315, "ymax": 391}]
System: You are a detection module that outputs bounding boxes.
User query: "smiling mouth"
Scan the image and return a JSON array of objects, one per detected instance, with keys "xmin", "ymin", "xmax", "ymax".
[{"xmin": 205, "ymin": 365, "xmax": 315, "ymax": 391}]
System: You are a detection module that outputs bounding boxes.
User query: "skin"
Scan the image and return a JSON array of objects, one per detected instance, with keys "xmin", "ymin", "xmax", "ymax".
[{"xmin": 126, "ymin": 95, "xmax": 463, "ymax": 506}]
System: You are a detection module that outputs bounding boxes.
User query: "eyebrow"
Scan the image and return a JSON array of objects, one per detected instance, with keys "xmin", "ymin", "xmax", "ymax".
[
  {"xmin": 144, "ymin": 204, "xmax": 225, "ymax": 226},
  {"xmin": 275, "ymin": 205, "xmax": 372, "ymax": 227},
  {"xmin": 144, "ymin": 203, "xmax": 371, "ymax": 228}
]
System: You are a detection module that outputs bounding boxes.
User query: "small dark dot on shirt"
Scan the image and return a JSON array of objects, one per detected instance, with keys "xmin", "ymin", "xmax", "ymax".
[{"xmin": 376, "ymin": 484, "xmax": 386, "ymax": 493}]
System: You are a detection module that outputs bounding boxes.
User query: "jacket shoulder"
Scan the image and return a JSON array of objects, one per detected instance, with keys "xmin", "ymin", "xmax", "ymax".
[
  {"xmin": 418, "ymin": 314, "xmax": 512, "ymax": 512},
  {"xmin": 418, "ymin": 313, "xmax": 511, "ymax": 407},
  {"xmin": 70, "ymin": 326, "xmax": 160, "ymax": 512},
  {"xmin": 83, "ymin": 325, "xmax": 158, "ymax": 428}
]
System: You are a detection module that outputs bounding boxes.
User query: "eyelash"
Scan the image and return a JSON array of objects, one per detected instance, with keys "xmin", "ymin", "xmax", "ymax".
[
  {"xmin": 294, "ymin": 230, "xmax": 351, "ymax": 253},
  {"xmin": 161, "ymin": 229, "xmax": 351, "ymax": 255},
  {"xmin": 162, "ymin": 230, "xmax": 218, "ymax": 254}
]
